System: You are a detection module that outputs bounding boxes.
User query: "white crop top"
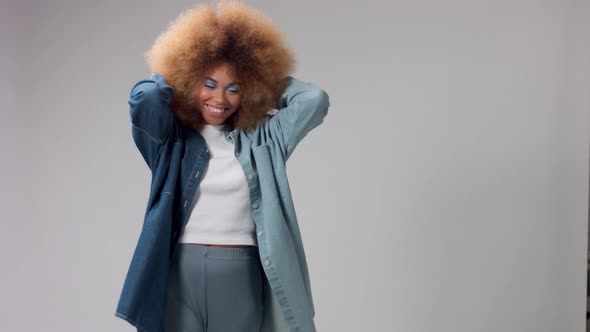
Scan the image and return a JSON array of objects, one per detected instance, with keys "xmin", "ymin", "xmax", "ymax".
[{"xmin": 177, "ymin": 124, "xmax": 257, "ymax": 246}]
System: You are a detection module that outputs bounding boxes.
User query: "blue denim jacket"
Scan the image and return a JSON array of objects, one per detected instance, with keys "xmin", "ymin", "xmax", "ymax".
[{"xmin": 115, "ymin": 73, "xmax": 330, "ymax": 332}]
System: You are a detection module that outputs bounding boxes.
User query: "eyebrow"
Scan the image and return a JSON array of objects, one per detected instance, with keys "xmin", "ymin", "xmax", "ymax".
[{"xmin": 204, "ymin": 77, "xmax": 240, "ymax": 86}]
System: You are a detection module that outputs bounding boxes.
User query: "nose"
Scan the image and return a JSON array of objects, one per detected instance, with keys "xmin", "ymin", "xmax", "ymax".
[{"xmin": 212, "ymin": 89, "xmax": 227, "ymax": 104}]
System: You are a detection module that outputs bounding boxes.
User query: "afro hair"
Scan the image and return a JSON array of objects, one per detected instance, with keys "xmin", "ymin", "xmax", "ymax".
[{"xmin": 145, "ymin": 1, "xmax": 296, "ymax": 132}]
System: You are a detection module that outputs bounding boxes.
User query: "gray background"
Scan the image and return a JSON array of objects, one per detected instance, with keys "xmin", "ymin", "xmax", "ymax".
[{"xmin": 1, "ymin": 0, "xmax": 589, "ymax": 331}]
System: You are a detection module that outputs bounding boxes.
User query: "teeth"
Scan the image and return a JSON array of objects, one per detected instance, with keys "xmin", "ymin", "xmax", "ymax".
[{"xmin": 207, "ymin": 104, "xmax": 225, "ymax": 113}]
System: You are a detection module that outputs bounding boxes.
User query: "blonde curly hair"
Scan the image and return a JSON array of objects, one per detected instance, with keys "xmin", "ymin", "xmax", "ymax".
[{"xmin": 145, "ymin": 1, "xmax": 296, "ymax": 131}]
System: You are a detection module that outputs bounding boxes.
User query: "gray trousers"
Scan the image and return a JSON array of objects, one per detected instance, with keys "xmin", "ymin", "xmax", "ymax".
[{"xmin": 164, "ymin": 243, "xmax": 264, "ymax": 332}]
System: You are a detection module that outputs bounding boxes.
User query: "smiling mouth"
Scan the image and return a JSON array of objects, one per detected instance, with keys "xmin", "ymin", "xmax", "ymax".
[{"xmin": 206, "ymin": 104, "xmax": 229, "ymax": 114}]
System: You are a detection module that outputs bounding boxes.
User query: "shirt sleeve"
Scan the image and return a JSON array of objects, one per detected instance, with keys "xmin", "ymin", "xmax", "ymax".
[
  {"xmin": 265, "ymin": 76, "xmax": 330, "ymax": 161},
  {"xmin": 128, "ymin": 73, "xmax": 175, "ymax": 170}
]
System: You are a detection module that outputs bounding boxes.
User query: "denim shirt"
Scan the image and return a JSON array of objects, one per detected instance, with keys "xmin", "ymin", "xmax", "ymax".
[{"xmin": 115, "ymin": 73, "xmax": 330, "ymax": 332}]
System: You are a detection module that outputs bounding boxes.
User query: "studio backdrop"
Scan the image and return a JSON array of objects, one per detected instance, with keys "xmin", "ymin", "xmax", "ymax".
[{"xmin": 1, "ymin": 0, "xmax": 589, "ymax": 331}]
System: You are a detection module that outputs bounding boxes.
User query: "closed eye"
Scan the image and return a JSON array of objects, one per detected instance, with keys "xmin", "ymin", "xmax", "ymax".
[{"xmin": 204, "ymin": 82, "xmax": 239, "ymax": 93}]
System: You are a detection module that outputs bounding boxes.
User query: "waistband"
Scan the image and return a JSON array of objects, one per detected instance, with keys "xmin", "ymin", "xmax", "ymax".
[{"xmin": 176, "ymin": 243, "xmax": 259, "ymax": 259}]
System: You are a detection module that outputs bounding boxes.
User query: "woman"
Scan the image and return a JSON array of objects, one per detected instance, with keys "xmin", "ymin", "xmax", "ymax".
[{"xmin": 115, "ymin": 2, "xmax": 330, "ymax": 332}]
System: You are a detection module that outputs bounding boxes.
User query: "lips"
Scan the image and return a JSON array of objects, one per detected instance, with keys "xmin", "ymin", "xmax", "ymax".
[{"xmin": 206, "ymin": 104, "xmax": 229, "ymax": 114}]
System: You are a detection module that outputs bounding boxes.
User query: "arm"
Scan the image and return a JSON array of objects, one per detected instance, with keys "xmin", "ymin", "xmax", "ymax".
[
  {"xmin": 266, "ymin": 76, "xmax": 330, "ymax": 161},
  {"xmin": 128, "ymin": 73, "xmax": 175, "ymax": 170}
]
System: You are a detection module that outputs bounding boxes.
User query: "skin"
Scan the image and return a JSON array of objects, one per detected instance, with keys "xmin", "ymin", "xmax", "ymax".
[
  {"xmin": 192, "ymin": 62, "xmax": 252, "ymax": 248},
  {"xmin": 195, "ymin": 62, "xmax": 242, "ymax": 126}
]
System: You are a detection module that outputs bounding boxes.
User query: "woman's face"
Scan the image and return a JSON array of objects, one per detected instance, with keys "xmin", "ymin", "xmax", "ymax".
[{"xmin": 195, "ymin": 62, "xmax": 242, "ymax": 125}]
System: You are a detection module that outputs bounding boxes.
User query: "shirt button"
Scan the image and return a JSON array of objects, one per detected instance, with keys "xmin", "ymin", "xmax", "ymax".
[
  {"xmin": 264, "ymin": 259, "xmax": 271, "ymax": 266},
  {"xmin": 248, "ymin": 174, "xmax": 253, "ymax": 180},
  {"xmin": 257, "ymin": 231, "xmax": 263, "ymax": 236},
  {"xmin": 252, "ymin": 203, "xmax": 259, "ymax": 209},
  {"xmin": 235, "ymin": 151, "xmax": 240, "ymax": 157}
]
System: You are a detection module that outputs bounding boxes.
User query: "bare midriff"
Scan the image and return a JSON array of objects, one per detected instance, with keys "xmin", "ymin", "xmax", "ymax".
[{"xmin": 190, "ymin": 243, "xmax": 254, "ymax": 248}]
